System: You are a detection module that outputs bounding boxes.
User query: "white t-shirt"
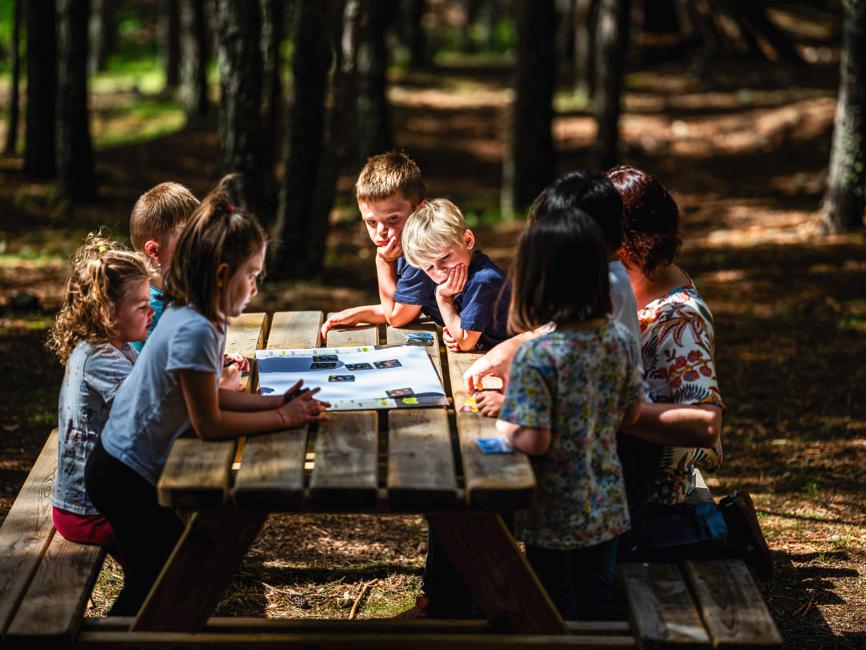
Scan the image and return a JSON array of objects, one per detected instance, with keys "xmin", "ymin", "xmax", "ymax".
[
  {"xmin": 608, "ymin": 261, "xmax": 640, "ymax": 346},
  {"xmin": 101, "ymin": 304, "xmax": 226, "ymax": 485}
]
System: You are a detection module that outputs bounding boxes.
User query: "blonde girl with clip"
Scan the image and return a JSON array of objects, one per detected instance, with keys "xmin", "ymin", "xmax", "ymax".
[
  {"xmin": 86, "ymin": 182, "xmax": 329, "ymax": 615},
  {"xmin": 48, "ymin": 235, "xmax": 155, "ymax": 555}
]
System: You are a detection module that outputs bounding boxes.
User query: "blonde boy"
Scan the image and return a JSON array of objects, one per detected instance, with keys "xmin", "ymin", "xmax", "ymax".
[
  {"xmin": 402, "ymin": 199, "xmax": 511, "ymax": 352},
  {"xmin": 320, "ymin": 152, "xmax": 430, "ymax": 339}
]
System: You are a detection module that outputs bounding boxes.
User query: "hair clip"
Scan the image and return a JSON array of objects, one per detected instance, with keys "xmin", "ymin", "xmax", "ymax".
[
  {"xmin": 226, "ymin": 202, "xmax": 235, "ymax": 213},
  {"xmin": 98, "ymin": 244, "xmax": 108, "ymax": 255}
]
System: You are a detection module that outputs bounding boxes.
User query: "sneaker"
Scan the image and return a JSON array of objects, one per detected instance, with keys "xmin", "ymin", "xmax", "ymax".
[
  {"xmin": 390, "ymin": 594, "xmax": 430, "ymax": 619},
  {"xmin": 719, "ymin": 491, "xmax": 774, "ymax": 579}
]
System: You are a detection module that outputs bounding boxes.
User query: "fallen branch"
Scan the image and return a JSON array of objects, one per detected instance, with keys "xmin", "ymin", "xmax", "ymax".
[{"xmin": 348, "ymin": 580, "xmax": 376, "ymax": 620}]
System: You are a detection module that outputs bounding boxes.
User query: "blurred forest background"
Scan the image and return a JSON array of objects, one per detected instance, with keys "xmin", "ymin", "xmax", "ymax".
[{"xmin": 0, "ymin": 1, "xmax": 864, "ymax": 648}]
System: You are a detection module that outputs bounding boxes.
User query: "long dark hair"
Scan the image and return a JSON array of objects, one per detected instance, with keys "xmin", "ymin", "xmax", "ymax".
[
  {"xmin": 509, "ymin": 207, "xmax": 611, "ymax": 333},
  {"xmin": 164, "ymin": 178, "xmax": 266, "ymax": 322}
]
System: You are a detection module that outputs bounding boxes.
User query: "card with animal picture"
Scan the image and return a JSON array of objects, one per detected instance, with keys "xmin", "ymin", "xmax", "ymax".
[
  {"xmin": 386, "ymin": 387, "xmax": 414, "ymax": 398},
  {"xmin": 311, "ymin": 361, "xmax": 338, "ymax": 369},
  {"xmin": 405, "ymin": 332, "xmax": 434, "ymax": 346},
  {"xmin": 313, "ymin": 354, "xmax": 339, "ymax": 362},
  {"xmin": 374, "ymin": 359, "xmax": 402, "ymax": 369},
  {"xmin": 329, "ymin": 375, "xmax": 355, "ymax": 382},
  {"xmin": 345, "ymin": 362, "xmax": 373, "ymax": 371}
]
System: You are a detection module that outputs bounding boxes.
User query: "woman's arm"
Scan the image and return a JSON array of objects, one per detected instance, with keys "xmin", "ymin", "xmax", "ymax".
[
  {"xmin": 496, "ymin": 419, "xmax": 551, "ymax": 456},
  {"xmin": 620, "ymin": 402, "xmax": 721, "ymax": 448},
  {"xmin": 180, "ymin": 370, "xmax": 327, "ymax": 441}
]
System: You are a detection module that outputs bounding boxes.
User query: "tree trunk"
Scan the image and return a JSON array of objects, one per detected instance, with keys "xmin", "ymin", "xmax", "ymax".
[
  {"xmin": 820, "ymin": 0, "xmax": 865, "ymax": 234},
  {"xmin": 56, "ymin": 0, "xmax": 95, "ymax": 200},
  {"xmin": 593, "ymin": 0, "xmax": 629, "ymax": 170},
  {"xmin": 4, "ymin": 0, "xmax": 21, "ymax": 154},
  {"xmin": 642, "ymin": 0, "xmax": 678, "ymax": 36},
  {"xmin": 272, "ymin": 0, "xmax": 335, "ymax": 278},
  {"xmin": 180, "ymin": 0, "xmax": 208, "ymax": 118},
  {"xmin": 88, "ymin": 0, "xmax": 114, "ymax": 73},
  {"xmin": 25, "ymin": 0, "xmax": 57, "ymax": 178},
  {"xmin": 355, "ymin": 0, "xmax": 392, "ymax": 166},
  {"xmin": 162, "ymin": 0, "xmax": 181, "ymax": 91},
  {"xmin": 215, "ymin": 0, "xmax": 265, "ymax": 221},
  {"xmin": 726, "ymin": 0, "xmax": 802, "ymax": 64},
  {"xmin": 259, "ymin": 0, "xmax": 286, "ymax": 192},
  {"xmin": 510, "ymin": 0, "xmax": 555, "ymax": 210},
  {"xmin": 408, "ymin": 0, "xmax": 429, "ymax": 68},
  {"xmin": 574, "ymin": 0, "xmax": 594, "ymax": 97}
]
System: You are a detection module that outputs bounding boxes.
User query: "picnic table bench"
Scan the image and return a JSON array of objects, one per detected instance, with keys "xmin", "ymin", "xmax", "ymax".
[{"xmin": 0, "ymin": 310, "xmax": 783, "ymax": 649}]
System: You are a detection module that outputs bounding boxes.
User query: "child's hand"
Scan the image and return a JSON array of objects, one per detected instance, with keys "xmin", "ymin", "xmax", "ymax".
[
  {"xmin": 474, "ymin": 390, "xmax": 504, "ymax": 418},
  {"xmin": 321, "ymin": 309, "xmax": 356, "ymax": 341},
  {"xmin": 219, "ymin": 363, "xmax": 244, "ymax": 392},
  {"xmin": 377, "ymin": 236, "xmax": 402, "ymax": 262},
  {"xmin": 277, "ymin": 387, "xmax": 330, "ymax": 428},
  {"xmin": 436, "ymin": 264, "xmax": 467, "ymax": 300},
  {"xmin": 224, "ymin": 352, "xmax": 250, "ymax": 373},
  {"xmin": 443, "ymin": 328, "xmax": 461, "ymax": 352}
]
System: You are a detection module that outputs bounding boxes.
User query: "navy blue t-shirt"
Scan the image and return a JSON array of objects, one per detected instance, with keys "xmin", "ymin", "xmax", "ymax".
[{"xmin": 393, "ymin": 251, "xmax": 511, "ymax": 350}]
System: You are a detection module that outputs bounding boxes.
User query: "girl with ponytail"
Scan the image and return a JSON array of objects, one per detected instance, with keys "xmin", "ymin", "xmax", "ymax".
[{"xmin": 48, "ymin": 233, "xmax": 156, "ymax": 552}]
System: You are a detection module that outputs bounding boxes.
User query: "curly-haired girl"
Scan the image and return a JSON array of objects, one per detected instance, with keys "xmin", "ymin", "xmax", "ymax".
[{"xmin": 47, "ymin": 233, "xmax": 156, "ymax": 551}]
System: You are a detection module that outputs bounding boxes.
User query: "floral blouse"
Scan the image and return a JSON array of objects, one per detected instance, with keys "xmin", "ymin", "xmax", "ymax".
[
  {"xmin": 639, "ymin": 283, "xmax": 725, "ymax": 505},
  {"xmin": 499, "ymin": 320, "xmax": 642, "ymax": 550}
]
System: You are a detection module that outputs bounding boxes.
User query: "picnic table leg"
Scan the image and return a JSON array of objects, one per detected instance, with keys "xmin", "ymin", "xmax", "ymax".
[
  {"xmin": 427, "ymin": 512, "xmax": 568, "ymax": 634},
  {"xmin": 130, "ymin": 509, "xmax": 267, "ymax": 632}
]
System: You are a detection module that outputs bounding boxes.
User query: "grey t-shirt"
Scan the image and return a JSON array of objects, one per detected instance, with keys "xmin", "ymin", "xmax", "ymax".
[
  {"xmin": 54, "ymin": 341, "xmax": 137, "ymax": 515},
  {"xmin": 101, "ymin": 305, "xmax": 225, "ymax": 486}
]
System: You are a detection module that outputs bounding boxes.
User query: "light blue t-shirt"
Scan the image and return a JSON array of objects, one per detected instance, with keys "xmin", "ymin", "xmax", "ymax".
[
  {"xmin": 101, "ymin": 304, "xmax": 226, "ymax": 485},
  {"xmin": 609, "ymin": 260, "xmax": 642, "ymax": 378},
  {"xmin": 54, "ymin": 341, "xmax": 137, "ymax": 515},
  {"xmin": 131, "ymin": 284, "xmax": 165, "ymax": 353}
]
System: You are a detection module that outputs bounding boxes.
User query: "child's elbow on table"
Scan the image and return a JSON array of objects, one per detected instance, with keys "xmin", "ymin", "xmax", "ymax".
[{"xmin": 496, "ymin": 419, "xmax": 551, "ymax": 456}]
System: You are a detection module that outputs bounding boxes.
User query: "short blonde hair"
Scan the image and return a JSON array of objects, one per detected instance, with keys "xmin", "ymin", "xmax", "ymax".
[
  {"xmin": 355, "ymin": 151, "xmax": 426, "ymax": 206},
  {"xmin": 402, "ymin": 199, "xmax": 468, "ymax": 269},
  {"xmin": 130, "ymin": 182, "xmax": 200, "ymax": 251}
]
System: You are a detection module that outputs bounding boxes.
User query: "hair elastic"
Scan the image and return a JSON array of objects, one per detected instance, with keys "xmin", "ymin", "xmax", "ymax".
[{"xmin": 226, "ymin": 202, "xmax": 234, "ymax": 213}]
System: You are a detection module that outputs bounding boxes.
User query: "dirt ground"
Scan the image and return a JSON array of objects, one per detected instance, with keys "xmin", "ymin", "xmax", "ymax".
[{"xmin": 1, "ymin": 46, "xmax": 865, "ymax": 650}]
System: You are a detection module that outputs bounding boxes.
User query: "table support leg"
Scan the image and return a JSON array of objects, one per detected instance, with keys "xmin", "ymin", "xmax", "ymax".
[
  {"xmin": 131, "ymin": 509, "xmax": 268, "ymax": 632},
  {"xmin": 427, "ymin": 512, "xmax": 567, "ymax": 634}
]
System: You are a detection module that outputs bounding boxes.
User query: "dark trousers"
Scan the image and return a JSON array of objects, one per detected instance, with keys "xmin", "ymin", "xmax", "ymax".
[
  {"xmin": 85, "ymin": 438, "xmax": 184, "ymax": 616},
  {"xmin": 525, "ymin": 538, "xmax": 620, "ymax": 621}
]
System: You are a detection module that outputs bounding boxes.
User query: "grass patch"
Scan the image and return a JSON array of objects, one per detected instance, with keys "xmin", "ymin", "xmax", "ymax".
[{"xmin": 92, "ymin": 96, "xmax": 186, "ymax": 149}]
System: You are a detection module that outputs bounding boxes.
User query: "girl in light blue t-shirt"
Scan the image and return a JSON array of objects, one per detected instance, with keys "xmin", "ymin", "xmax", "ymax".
[{"xmin": 86, "ymin": 182, "xmax": 329, "ymax": 616}]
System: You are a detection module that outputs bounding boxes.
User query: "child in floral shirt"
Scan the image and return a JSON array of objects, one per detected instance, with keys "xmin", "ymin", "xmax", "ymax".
[{"xmin": 496, "ymin": 207, "xmax": 642, "ymax": 620}]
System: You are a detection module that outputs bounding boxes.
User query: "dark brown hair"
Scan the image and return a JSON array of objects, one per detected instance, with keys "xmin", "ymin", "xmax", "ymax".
[
  {"xmin": 355, "ymin": 151, "xmax": 426, "ymax": 206},
  {"xmin": 509, "ymin": 208, "xmax": 611, "ymax": 333},
  {"xmin": 606, "ymin": 165, "xmax": 681, "ymax": 276},
  {"xmin": 129, "ymin": 182, "xmax": 200, "ymax": 251},
  {"xmin": 164, "ymin": 179, "xmax": 267, "ymax": 323}
]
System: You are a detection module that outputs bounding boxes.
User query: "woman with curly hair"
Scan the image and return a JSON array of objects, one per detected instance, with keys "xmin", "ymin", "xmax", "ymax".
[
  {"xmin": 608, "ymin": 165, "xmax": 771, "ymax": 578},
  {"xmin": 47, "ymin": 233, "xmax": 156, "ymax": 552}
]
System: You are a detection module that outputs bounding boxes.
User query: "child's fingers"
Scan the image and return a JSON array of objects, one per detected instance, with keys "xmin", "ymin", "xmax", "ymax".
[{"xmin": 298, "ymin": 386, "xmax": 321, "ymax": 399}]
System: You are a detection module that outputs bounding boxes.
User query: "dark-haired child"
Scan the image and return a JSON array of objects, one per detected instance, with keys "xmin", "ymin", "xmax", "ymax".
[
  {"xmin": 496, "ymin": 208, "xmax": 642, "ymax": 620},
  {"xmin": 86, "ymin": 180, "xmax": 329, "ymax": 615}
]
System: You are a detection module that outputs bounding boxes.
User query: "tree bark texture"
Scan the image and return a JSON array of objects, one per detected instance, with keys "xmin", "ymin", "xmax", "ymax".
[
  {"xmin": 273, "ymin": 0, "xmax": 336, "ymax": 278},
  {"xmin": 56, "ymin": 0, "xmax": 96, "ymax": 200},
  {"xmin": 593, "ymin": 0, "xmax": 629, "ymax": 170},
  {"xmin": 511, "ymin": 0, "xmax": 555, "ymax": 210},
  {"xmin": 574, "ymin": 0, "xmax": 595, "ymax": 97},
  {"xmin": 408, "ymin": 0, "xmax": 429, "ymax": 68},
  {"xmin": 216, "ymin": 0, "xmax": 265, "ymax": 220},
  {"xmin": 25, "ymin": 0, "xmax": 57, "ymax": 178},
  {"xmin": 180, "ymin": 0, "xmax": 208, "ymax": 118},
  {"xmin": 88, "ymin": 0, "xmax": 114, "ymax": 73},
  {"xmin": 820, "ymin": 0, "xmax": 866, "ymax": 233},
  {"xmin": 355, "ymin": 0, "xmax": 392, "ymax": 166},
  {"xmin": 4, "ymin": 0, "xmax": 22, "ymax": 154},
  {"xmin": 259, "ymin": 0, "xmax": 286, "ymax": 192},
  {"xmin": 161, "ymin": 0, "xmax": 181, "ymax": 90}
]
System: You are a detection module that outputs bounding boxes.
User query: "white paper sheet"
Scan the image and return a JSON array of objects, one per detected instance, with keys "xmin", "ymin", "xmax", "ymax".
[{"xmin": 255, "ymin": 344, "xmax": 447, "ymax": 411}]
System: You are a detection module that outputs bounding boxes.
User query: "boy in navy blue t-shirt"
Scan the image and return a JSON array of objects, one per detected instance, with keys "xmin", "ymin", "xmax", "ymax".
[{"xmin": 401, "ymin": 199, "xmax": 511, "ymax": 351}]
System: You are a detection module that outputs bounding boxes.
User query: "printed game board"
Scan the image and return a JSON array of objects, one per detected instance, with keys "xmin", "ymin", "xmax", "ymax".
[{"xmin": 255, "ymin": 344, "xmax": 448, "ymax": 411}]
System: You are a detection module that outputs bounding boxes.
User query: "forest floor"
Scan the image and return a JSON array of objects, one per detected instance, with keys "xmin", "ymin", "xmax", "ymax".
[{"xmin": 1, "ymin": 50, "xmax": 865, "ymax": 650}]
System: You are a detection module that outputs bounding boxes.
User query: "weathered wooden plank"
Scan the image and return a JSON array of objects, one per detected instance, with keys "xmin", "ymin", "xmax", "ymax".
[
  {"xmin": 386, "ymin": 323, "xmax": 443, "ymax": 378},
  {"xmin": 226, "ymin": 312, "xmax": 269, "ymax": 391},
  {"xmin": 156, "ymin": 438, "xmax": 236, "ymax": 509},
  {"xmin": 0, "ymin": 430, "xmax": 58, "ymax": 635},
  {"xmin": 132, "ymin": 510, "xmax": 267, "ymax": 632},
  {"xmin": 268, "ymin": 311, "xmax": 323, "ymax": 349},
  {"xmin": 232, "ymin": 429, "xmax": 308, "ymax": 509},
  {"xmin": 683, "ymin": 559, "xmax": 782, "ymax": 648},
  {"xmin": 618, "ymin": 562, "xmax": 710, "ymax": 649},
  {"xmin": 387, "ymin": 409, "xmax": 457, "ymax": 510},
  {"xmin": 428, "ymin": 513, "xmax": 568, "ymax": 635},
  {"xmin": 325, "ymin": 317, "xmax": 380, "ymax": 348},
  {"xmin": 445, "ymin": 349, "xmax": 535, "ymax": 510},
  {"xmin": 309, "ymin": 411, "xmax": 378, "ymax": 509},
  {"xmin": 6, "ymin": 533, "xmax": 106, "ymax": 641}
]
